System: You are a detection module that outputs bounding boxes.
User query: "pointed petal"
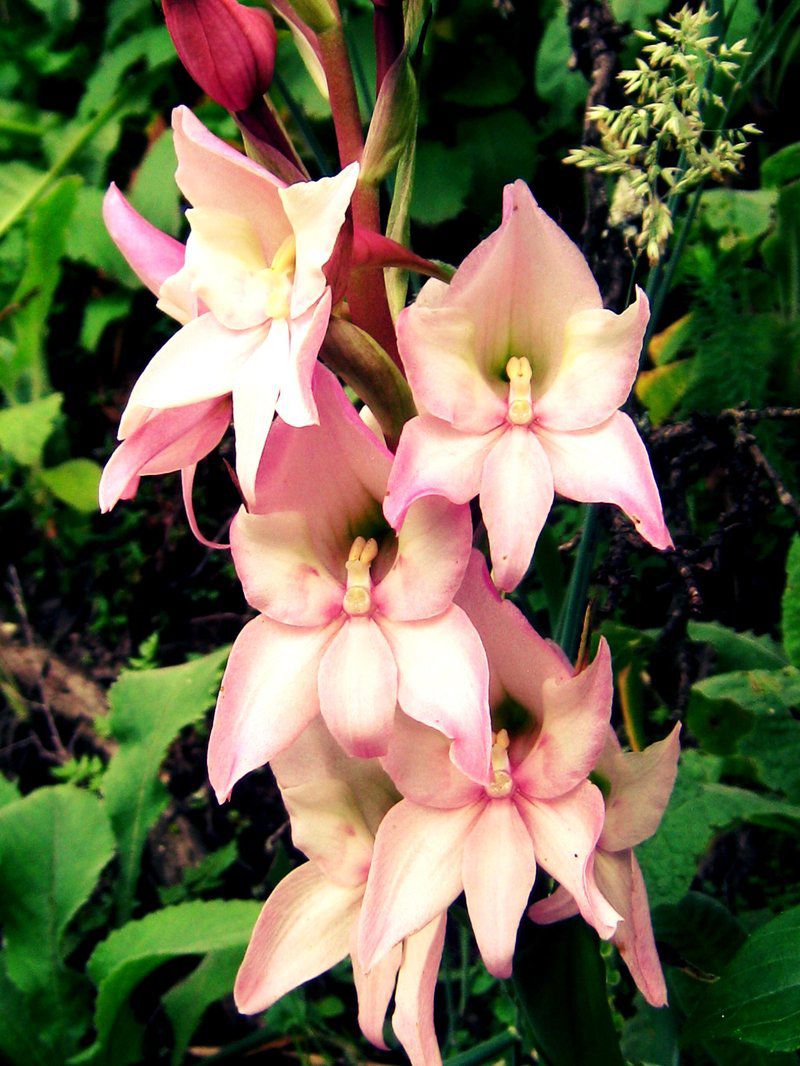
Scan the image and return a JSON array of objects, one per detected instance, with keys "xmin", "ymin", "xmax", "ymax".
[
  {"xmin": 480, "ymin": 426, "xmax": 554, "ymax": 593},
  {"xmin": 595, "ymin": 850, "xmax": 667, "ymax": 1007},
  {"xmin": 514, "ymin": 638, "xmax": 613, "ymax": 800},
  {"xmin": 379, "ymin": 606, "xmax": 491, "ymax": 784},
  {"xmin": 172, "ymin": 105, "xmax": 291, "ymax": 258},
  {"xmin": 598, "ymin": 723, "xmax": 681, "ymax": 851},
  {"xmin": 375, "ymin": 495, "xmax": 473, "ymax": 622},
  {"xmin": 234, "ymin": 863, "xmax": 361, "ymax": 1014},
  {"xmin": 232, "ymin": 318, "xmax": 289, "ymax": 505},
  {"xmin": 358, "ymin": 800, "xmax": 479, "ymax": 970},
  {"xmin": 279, "ymin": 163, "xmax": 359, "ymax": 316},
  {"xmin": 99, "ymin": 398, "xmax": 229, "ymax": 511},
  {"xmin": 396, "ymin": 305, "xmax": 507, "ymax": 434},
  {"xmin": 538, "ymin": 412, "xmax": 672, "ymax": 550},
  {"xmin": 318, "ymin": 617, "xmax": 398, "ymax": 758},
  {"xmin": 455, "ymin": 549, "xmax": 571, "ymax": 714},
  {"xmin": 393, "ymin": 914, "xmax": 447, "ymax": 1066},
  {"xmin": 381, "ymin": 712, "xmax": 484, "ymax": 810},
  {"xmin": 527, "ymin": 885, "xmax": 580, "ymax": 925},
  {"xmin": 231, "ymin": 508, "xmax": 342, "ymax": 625},
  {"xmin": 275, "ymin": 289, "xmax": 331, "ymax": 427},
  {"xmin": 102, "ymin": 184, "xmax": 186, "ymax": 306},
  {"xmin": 462, "ymin": 801, "xmax": 536, "ymax": 978},
  {"xmin": 122, "ymin": 314, "xmax": 263, "ymax": 430},
  {"xmin": 535, "ymin": 288, "xmax": 649, "ymax": 431},
  {"xmin": 208, "ymin": 615, "xmax": 337, "ymax": 801},
  {"xmin": 384, "ymin": 415, "xmax": 500, "ymax": 530},
  {"xmin": 351, "ymin": 924, "xmax": 402, "ymax": 1051},
  {"xmin": 516, "ymin": 782, "xmax": 621, "ymax": 939}
]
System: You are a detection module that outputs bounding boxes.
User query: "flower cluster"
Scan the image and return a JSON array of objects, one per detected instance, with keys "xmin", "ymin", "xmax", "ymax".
[{"xmin": 101, "ymin": 2, "xmax": 681, "ymax": 1061}]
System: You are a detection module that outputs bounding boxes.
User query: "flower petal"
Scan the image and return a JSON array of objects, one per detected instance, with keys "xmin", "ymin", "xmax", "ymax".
[
  {"xmin": 516, "ymin": 782, "xmax": 621, "ymax": 939},
  {"xmin": 172, "ymin": 105, "xmax": 291, "ymax": 259},
  {"xmin": 274, "ymin": 288, "xmax": 332, "ymax": 428},
  {"xmin": 379, "ymin": 606, "xmax": 491, "ymax": 784},
  {"xmin": 538, "ymin": 412, "xmax": 672, "ymax": 550},
  {"xmin": 480, "ymin": 426, "xmax": 554, "ymax": 592},
  {"xmin": 514, "ymin": 638, "xmax": 613, "ymax": 800},
  {"xmin": 393, "ymin": 913, "xmax": 447, "ymax": 1066},
  {"xmin": 208, "ymin": 614, "xmax": 337, "ymax": 801},
  {"xmin": 598, "ymin": 723, "xmax": 681, "ymax": 852},
  {"xmin": 534, "ymin": 287, "xmax": 649, "ymax": 431},
  {"xmin": 279, "ymin": 162, "xmax": 359, "ymax": 317},
  {"xmin": 234, "ymin": 862, "xmax": 362, "ymax": 1014},
  {"xmin": 102, "ymin": 184, "xmax": 186, "ymax": 307},
  {"xmin": 527, "ymin": 885, "xmax": 579, "ymax": 925},
  {"xmin": 281, "ymin": 778, "xmax": 376, "ymax": 887},
  {"xmin": 381, "ymin": 712, "xmax": 484, "ymax": 811},
  {"xmin": 350, "ymin": 924, "xmax": 402, "ymax": 1051},
  {"xmin": 462, "ymin": 800, "xmax": 537, "ymax": 978},
  {"xmin": 121, "ymin": 314, "xmax": 264, "ymax": 432},
  {"xmin": 318, "ymin": 617, "xmax": 398, "ymax": 759},
  {"xmin": 375, "ymin": 495, "xmax": 473, "ymax": 622},
  {"xmin": 358, "ymin": 800, "xmax": 479, "ymax": 970},
  {"xmin": 397, "ymin": 305, "xmax": 507, "ymax": 434},
  {"xmin": 384, "ymin": 415, "xmax": 500, "ymax": 530}
]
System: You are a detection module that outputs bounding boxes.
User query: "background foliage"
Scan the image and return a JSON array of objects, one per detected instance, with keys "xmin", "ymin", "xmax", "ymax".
[{"xmin": 0, "ymin": 0, "xmax": 799, "ymax": 1062}]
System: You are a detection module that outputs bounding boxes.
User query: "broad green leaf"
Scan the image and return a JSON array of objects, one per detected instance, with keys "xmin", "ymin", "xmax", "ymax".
[
  {"xmin": 686, "ymin": 906, "xmax": 800, "ymax": 1051},
  {"xmin": 456, "ymin": 110, "xmax": 537, "ymax": 215},
  {"xmin": 0, "ymin": 162, "xmax": 46, "ymax": 225},
  {"xmin": 65, "ymin": 186, "xmax": 138, "ymax": 287},
  {"xmin": 762, "ymin": 182, "xmax": 800, "ymax": 318},
  {"xmin": 443, "ymin": 43, "xmax": 524, "ymax": 107},
  {"xmin": 654, "ymin": 893, "xmax": 746, "ymax": 975},
  {"xmin": 0, "ymin": 392, "xmax": 62, "ymax": 466},
  {"xmin": 103, "ymin": 647, "xmax": 230, "ymax": 922},
  {"xmin": 0, "ymin": 773, "xmax": 19, "ymax": 808},
  {"xmin": 762, "ymin": 143, "xmax": 800, "ymax": 188},
  {"xmin": 80, "ymin": 293, "xmax": 131, "ymax": 350},
  {"xmin": 513, "ymin": 918, "xmax": 624, "ymax": 1065},
  {"xmin": 621, "ymin": 995, "xmax": 679, "ymax": 1066},
  {"xmin": 699, "ymin": 188, "xmax": 777, "ymax": 247},
  {"xmin": 162, "ymin": 944, "xmax": 246, "ymax": 1066},
  {"xmin": 611, "ymin": 0, "xmax": 669, "ymax": 23},
  {"xmin": 782, "ymin": 536, "xmax": 800, "ymax": 669},
  {"xmin": 105, "ymin": 0, "xmax": 154, "ymax": 44},
  {"xmin": 410, "ymin": 141, "xmax": 473, "ymax": 226},
  {"xmin": 635, "ymin": 358, "xmax": 693, "ymax": 425},
  {"xmin": 8, "ymin": 177, "xmax": 80, "ymax": 400},
  {"xmin": 129, "ymin": 130, "xmax": 180, "ymax": 238},
  {"xmin": 687, "ymin": 622, "xmax": 788, "ymax": 672},
  {"xmin": 26, "ymin": 0, "xmax": 79, "ymax": 28},
  {"xmin": 0, "ymin": 953, "xmax": 52, "ymax": 1066},
  {"xmin": 79, "ymin": 899, "xmax": 261, "ymax": 1066},
  {"xmin": 534, "ymin": 13, "xmax": 587, "ymax": 126},
  {"xmin": 78, "ymin": 27, "xmax": 175, "ymax": 119},
  {"xmin": 40, "ymin": 458, "xmax": 103, "ymax": 513}
]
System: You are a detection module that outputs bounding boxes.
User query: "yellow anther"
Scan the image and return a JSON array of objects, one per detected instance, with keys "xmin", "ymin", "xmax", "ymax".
[
  {"xmin": 343, "ymin": 537, "xmax": 379, "ymax": 616},
  {"xmin": 270, "ymin": 235, "xmax": 297, "ymax": 275},
  {"xmin": 258, "ymin": 236, "xmax": 296, "ymax": 320},
  {"xmin": 505, "ymin": 356, "xmax": 534, "ymax": 426},
  {"xmin": 486, "ymin": 729, "xmax": 514, "ymax": 798}
]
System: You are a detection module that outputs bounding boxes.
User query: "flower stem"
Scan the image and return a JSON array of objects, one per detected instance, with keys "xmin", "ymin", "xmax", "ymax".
[
  {"xmin": 443, "ymin": 1029, "xmax": 520, "ymax": 1066},
  {"xmin": 555, "ymin": 504, "xmax": 601, "ymax": 660}
]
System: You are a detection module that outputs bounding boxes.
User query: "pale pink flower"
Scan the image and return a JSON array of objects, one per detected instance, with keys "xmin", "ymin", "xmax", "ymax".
[
  {"xmin": 103, "ymin": 105, "xmax": 358, "ymax": 504},
  {"xmin": 208, "ymin": 366, "xmax": 491, "ymax": 799},
  {"xmin": 235, "ymin": 719, "xmax": 446, "ymax": 1066},
  {"xmin": 385, "ymin": 180, "xmax": 671, "ymax": 592},
  {"xmin": 357, "ymin": 551, "xmax": 621, "ymax": 978},
  {"xmin": 529, "ymin": 723, "xmax": 681, "ymax": 1007}
]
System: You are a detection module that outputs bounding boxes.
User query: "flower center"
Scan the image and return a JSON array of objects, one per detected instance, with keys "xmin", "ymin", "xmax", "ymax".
[
  {"xmin": 342, "ymin": 536, "xmax": 379, "ymax": 616},
  {"xmin": 505, "ymin": 357, "xmax": 533, "ymax": 426},
  {"xmin": 485, "ymin": 729, "xmax": 514, "ymax": 798},
  {"xmin": 258, "ymin": 235, "xmax": 296, "ymax": 320}
]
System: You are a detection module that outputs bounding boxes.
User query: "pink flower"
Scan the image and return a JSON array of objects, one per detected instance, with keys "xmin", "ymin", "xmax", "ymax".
[
  {"xmin": 103, "ymin": 106, "xmax": 358, "ymax": 504},
  {"xmin": 208, "ymin": 366, "xmax": 491, "ymax": 799},
  {"xmin": 357, "ymin": 551, "xmax": 621, "ymax": 978},
  {"xmin": 235, "ymin": 719, "xmax": 446, "ymax": 1066},
  {"xmin": 529, "ymin": 723, "xmax": 681, "ymax": 1007},
  {"xmin": 385, "ymin": 181, "xmax": 671, "ymax": 592},
  {"xmin": 162, "ymin": 0, "xmax": 277, "ymax": 113}
]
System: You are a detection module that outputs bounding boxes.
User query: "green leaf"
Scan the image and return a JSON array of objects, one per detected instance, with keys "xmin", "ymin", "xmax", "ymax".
[
  {"xmin": 40, "ymin": 458, "xmax": 102, "ymax": 513},
  {"xmin": 514, "ymin": 918, "xmax": 624, "ymax": 1065},
  {"xmin": 0, "ymin": 774, "xmax": 19, "ymax": 808},
  {"xmin": 762, "ymin": 183, "xmax": 800, "ymax": 318},
  {"xmin": 0, "ymin": 392, "xmax": 62, "ymax": 466},
  {"xmin": 80, "ymin": 293, "xmax": 131, "ymax": 350},
  {"xmin": 635, "ymin": 358, "xmax": 693, "ymax": 425},
  {"xmin": 654, "ymin": 893, "xmax": 747, "ymax": 975},
  {"xmin": 782, "ymin": 537, "xmax": 800, "ymax": 669},
  {"xmin": 611, "ymin": 0, "xmax": 669, "ymax": 23},
  {"xmin": 686, "ymin": 906, "xmax": 800, "ymax": 1051},
  {"xmin": 762, "ymin": 143, "xmax": 800, "ymax": 188},
  {"xmin": 456, "ymin": 110, "xmax": 537, "ymax": 215},
  {"xmin": 0, "ymin": 952, "xmax": 52, "ymax": 1066},
  {"xmin": 687, "ymin": 622, "xmax": 788, "ymax": 672},
  {"xmin": 621, "ymin": 994, "xmax": 680, "ymax": 1066},
  {"xmin": 410, "ymin": 141, "xmax": 473, "ymax": 226},
  {"xmin": 0, "ymin": 163, "xmax": 46, "ymax": 224},
  {"xmin": 65, "ymin": 186, "xmax": 138, "ymax": 287},
  {"xmin": 77, "ymin": 27, "xmax": 175, "ymax": 119},
  {"xmin": 443, "ymin": 43, "xmax": 524, "ymax": 107},
  {"xmin": 128, "ymin": 130, "xmax": 181, "ymax": 238},
  {"xmin": 79, "ymin": 899, "xmax": 262, "ymax": 1066},
  {"xmin": 534, "ymin": 12, "xmax": 587, "ymax": 126},
  {"xmin": 699, "ymin": 188, "xmax": 777, "ymax": 247},
  {"xmin": 103, "ymin": 647, "xmax": 230, "ymax": 922},
  {"xmin": 162, "ymin": 944, "xmax": 246, "ymax": 1066}
]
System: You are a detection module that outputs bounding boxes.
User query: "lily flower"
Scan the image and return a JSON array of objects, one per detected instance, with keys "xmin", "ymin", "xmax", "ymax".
[
  {"xmin": 385, "ymin": 180, "xmax": 671, "ymax": 592},
  {"xmin": 235, "ymin": 718, "xmax": 446, "ymax": 1065},
  {"xmin": 103, "ymin": 105, "xmax": 359, "ymax": 505},
  {"xmin": 529, "ymin": 723, "xmax": 681, "ymax": 1007},
  {"xmin": 357, "ymin": 551, "xmax": 621, "ymax": 978},
  {"xmin": 208, "ymin": 366, "xmax": 491, "ymax": 799}
]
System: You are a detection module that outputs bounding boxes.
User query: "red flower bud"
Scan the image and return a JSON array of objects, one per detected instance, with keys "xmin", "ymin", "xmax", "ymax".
[{"xmin": 163, "ymin": 0, "xmax": 277, "ymax": 113}]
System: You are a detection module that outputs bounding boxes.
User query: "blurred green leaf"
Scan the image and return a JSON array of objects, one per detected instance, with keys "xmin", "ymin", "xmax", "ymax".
[
  {"xmin": 611, "ymin": 0, "xmax": 669, "ymax": 24},
  {"xmin": 621, "ymin": 994, "xmax": 680, "ymax": 1066},
  {"xmin": 762, "ymin": 183, "xmax": 800, "ymax": 318},
  {"xmin": 78, "ymin": 27, "xmax": 175, "ymax": 119},
  {"xmin": 80, "ymin": 293, "xmax": 131, "ymax": 350},
  {"xmin": 636, "ymin": 358, "xmax": 693, "ymax": 425},
  {"xmin": 782, "ymin": 536, "xmax": 800, "ymax": 668},
  {"xmin": 0, "ymin": 162, "xmax": 46, "ymax": 222},
  {"xmin": 0, "ymin": 392, "xmax": 63, "ymax": 466},
  {"xmin": 686, "ymin": 906, "xmax": 800, "ymax": 1052},
  {"xmin": 40, "ymin": 458, "xmax": 103, "ymax": 513},
  {"xmin": 162, "ymin": 944, "xmax": 247, "ymax": 1066},
  {"xmin": 0, "ymin": 774, "xmax": 19, "ymax": 808},
  {"xmin": 699, "ymin": 189, "xmax": 777, "ymax": 248},
  {"xmin": 654, "ymin": 893, "xmax": 747, "ymax": 975},
  {"xmin": 0, "ymin": 953, "xmax": 52, "ymax": 1066},
  {"xmin": 103, "ymin": 647, "xmax": 231, "ymax": 922},
  {"xmin": 457, "ymin": 110, "xmax": 537, "ymax": 214},
  {"xmin": 534, "ymin": 12, "xmax": 587, "ymax": 126},
  {"xmin": 443, "ymin": 43, "xmax": 524, "ymax": 107},
  {"xmin": 687, "ymin": 622, "xmax": 788, "ymax": 673},
  {"xmin": 411, "ymin": 141, "xmax": 473, "ymax": 225},
  {"xmin": 65, "ymin": 186, "xmax": 138, "ymax": 287},
  {"xmin": 129, "ymin": 130, "xmax": 181, "ymax": 238},
  {"xmin": 762, "ymin": 143, "xmax": 800, "ymax": 188}
]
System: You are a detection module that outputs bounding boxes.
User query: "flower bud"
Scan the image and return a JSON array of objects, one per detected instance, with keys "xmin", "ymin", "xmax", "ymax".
[{"xmin": 162, "ymin": 0, "xmax": 277, "ymax": 113}]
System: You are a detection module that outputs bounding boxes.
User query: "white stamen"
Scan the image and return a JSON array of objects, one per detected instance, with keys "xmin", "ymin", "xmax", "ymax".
[
  {"xmin": 506, "ymin": 356, "xmax": 534, "ymax": 426},
  {"xmin": 486, "ymin": 728, "xmax": 514, "ymax": 798},
  {"xmin": 343, "ymin": 536, "xmax": 379, "ymax": 616}
]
